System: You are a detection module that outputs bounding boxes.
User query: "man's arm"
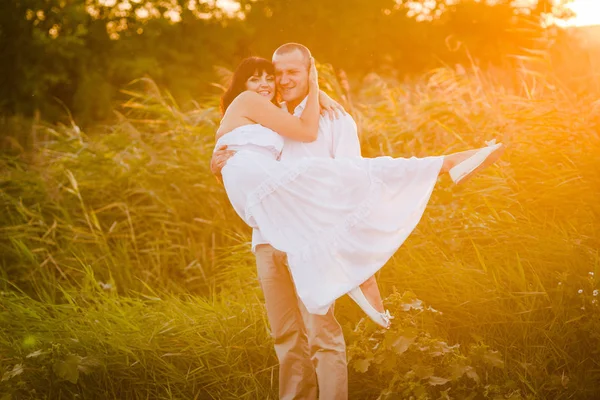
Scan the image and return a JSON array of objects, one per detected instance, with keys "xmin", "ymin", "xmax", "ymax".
[
  {"xmin": 331, "ymin": 114, "xmax": 361, "ymax": 158},
  {"xmin": 210, "ymin": 145, "xmax": 236, "ymax": 183}
]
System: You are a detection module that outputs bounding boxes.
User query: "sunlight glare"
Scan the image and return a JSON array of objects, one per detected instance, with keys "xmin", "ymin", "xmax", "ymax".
[{"xmin": 560, "ymin": 0, "xmax": 600, "ymax": 27}]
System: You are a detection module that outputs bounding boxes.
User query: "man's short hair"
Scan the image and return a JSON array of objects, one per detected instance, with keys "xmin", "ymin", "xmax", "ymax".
[{"xmin": 273, "ymin": 43, "xmax": 312, "ymax": 65}]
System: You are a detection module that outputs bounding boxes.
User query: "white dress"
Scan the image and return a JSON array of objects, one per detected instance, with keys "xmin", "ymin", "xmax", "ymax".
[{"xmin": 218, "ymin": 124, "xmax": 444, "ymax": 315}]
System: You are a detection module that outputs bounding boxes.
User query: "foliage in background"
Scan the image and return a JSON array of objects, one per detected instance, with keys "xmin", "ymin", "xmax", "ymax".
[
  {"xmin": 1, "ymin": 50, "xmax": 600, "ymax": 397},
  {"xmin": 0, "ymin": 0, "xmax": 576, "ymax": 126}
]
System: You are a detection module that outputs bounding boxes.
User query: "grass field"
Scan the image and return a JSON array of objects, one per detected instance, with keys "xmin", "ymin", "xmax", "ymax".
[{"xmin": 1, "ymin": 61, "xmax": 600, "ymax": 399}]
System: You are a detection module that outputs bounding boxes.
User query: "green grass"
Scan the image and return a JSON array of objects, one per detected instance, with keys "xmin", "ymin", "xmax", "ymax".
[{"xmin": 1, "ymin": 64, "xmax": 599, "ymax": 399}]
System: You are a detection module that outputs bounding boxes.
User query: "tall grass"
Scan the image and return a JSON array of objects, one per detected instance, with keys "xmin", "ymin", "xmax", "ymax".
[{"xmin": 1, "ymin": 59, "xmax": 599, "ymax": 399}]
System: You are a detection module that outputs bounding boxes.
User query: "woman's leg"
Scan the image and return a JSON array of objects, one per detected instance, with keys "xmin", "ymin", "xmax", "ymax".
[
  {"xmin": 358, "ymin": 275, "xmax": 385, "ymax": 313},
  {"xmin": 440, "ymin": 141, "xmax": 505, "ymax": 183},
  {"xmin": 353, "ymin": 146, "xmax": 503, "ymax": 323},
  {"xmin": 349, "ymin": 150, "xmax": 481, "ymax": 324},
  {"xmin": 440, "ymin": 149, "xmax": 481, "ymax": 174}
]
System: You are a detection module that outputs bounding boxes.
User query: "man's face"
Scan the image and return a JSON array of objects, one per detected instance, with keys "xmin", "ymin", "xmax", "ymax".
[{"xmin": 272, "ymin": 50, "xmax": 309, "ymax": 106}]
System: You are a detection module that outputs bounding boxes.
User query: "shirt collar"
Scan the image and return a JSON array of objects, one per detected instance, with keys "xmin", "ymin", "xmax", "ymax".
[
  {"xmin": 281, "ymin": 96, "xmax": 309, "ymax": 116},
  {"xmin": 292, "ymin": 96, "xmax": 308, "ymax": 117}
]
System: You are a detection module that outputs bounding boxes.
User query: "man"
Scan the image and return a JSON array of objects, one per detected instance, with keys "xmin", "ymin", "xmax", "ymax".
[{"xmin": 211, "ymin": 43, "xmax": 382, "ymax": 400}]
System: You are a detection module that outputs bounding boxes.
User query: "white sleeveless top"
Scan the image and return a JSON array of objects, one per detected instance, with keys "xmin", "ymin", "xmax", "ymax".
[{"xmin": 215, "ymin": 124, "xmax": 284, "ymax": 160}]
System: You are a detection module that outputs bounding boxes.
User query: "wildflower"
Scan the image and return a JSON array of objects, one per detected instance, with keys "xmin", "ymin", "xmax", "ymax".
[
  {"xmin": 581, "ymin": 306, "xmax": 586, "ymax": 310},
  {"xmin": 594, "ymin": 290, "xmax": 598, "ymax": 297},
  {"xmin": 589, "ymin": 272, "xmax": 595, "ymax": 277},
  {"xmin": 592, "ymin": 300, "xmax": 598, "ymax": 305},
  {"xmin": 558, "ymin": 282, "xmax": 562, "ymax": 286},
  {"xmin": 578, "ymin": 289, "xmax": 583, "ymax": 294}
]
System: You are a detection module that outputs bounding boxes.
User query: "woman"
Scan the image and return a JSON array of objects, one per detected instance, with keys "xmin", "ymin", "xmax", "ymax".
[{"xmin": 215, "ymin": 56, "xmax": 504, "ymax": 328}]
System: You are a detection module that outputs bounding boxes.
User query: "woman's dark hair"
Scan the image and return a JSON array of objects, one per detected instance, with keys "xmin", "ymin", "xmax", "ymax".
[{"xmin": 220, "ymin": 57, "xmax": 278, "ymax": 115}]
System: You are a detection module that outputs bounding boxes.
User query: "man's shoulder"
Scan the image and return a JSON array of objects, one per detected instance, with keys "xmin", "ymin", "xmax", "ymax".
[{"xmin": 321, "ymin": 112, "xmax": 357, "ymax": 131}]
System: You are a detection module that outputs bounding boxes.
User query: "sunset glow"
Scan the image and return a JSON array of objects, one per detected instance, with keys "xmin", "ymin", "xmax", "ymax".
[{"xmin": 561, "ymin": 0, "xmax": 600, "ymax": 27}]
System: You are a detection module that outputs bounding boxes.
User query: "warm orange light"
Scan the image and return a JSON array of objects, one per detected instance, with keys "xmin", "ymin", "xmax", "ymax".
[{"xmin": 560, "ymin": 0, "xmax": 600, "ymax": 27}]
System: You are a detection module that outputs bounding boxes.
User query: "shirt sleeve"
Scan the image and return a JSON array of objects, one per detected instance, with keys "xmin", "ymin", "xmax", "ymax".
[{"xmin": 331, "ymin": 114, "xmax": 361, "ymax": 158}]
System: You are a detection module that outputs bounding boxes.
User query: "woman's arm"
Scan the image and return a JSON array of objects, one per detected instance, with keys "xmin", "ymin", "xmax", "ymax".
[
  {"xmin": 319, "ymin": 90, "xmax": 347, "ymax": 120},
  {"xmin": 228, "ymin": 58, "xmax": 321, "ymax": 142}
]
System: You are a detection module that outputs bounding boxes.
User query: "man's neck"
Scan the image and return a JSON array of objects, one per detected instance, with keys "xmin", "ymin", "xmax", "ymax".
[
  {"xmin": 285, "ymin": 100, "xmax": 301, "ymax": 114},
  {"xmin": 285, "ymin": 96, "xmax": 307, "ymax": 114}
]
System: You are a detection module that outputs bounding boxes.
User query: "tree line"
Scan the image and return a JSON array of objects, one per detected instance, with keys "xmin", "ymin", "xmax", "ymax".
[{"xmin": 0, "ymin": 0, "xmax": 573, "ymax": 125}]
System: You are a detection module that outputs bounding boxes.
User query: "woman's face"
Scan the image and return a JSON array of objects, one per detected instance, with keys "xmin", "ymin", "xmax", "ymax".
[{"xmin": 245, "ymin": 70, "xmax": 276, "ymax": 101}]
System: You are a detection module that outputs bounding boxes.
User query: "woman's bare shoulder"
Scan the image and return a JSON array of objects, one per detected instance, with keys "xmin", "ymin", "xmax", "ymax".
[
  {"xmin": 216, "ymin": 91, "xmax": 277, "ymax": 139},
  {"xmin": 229, "ymin": 90, "xmax": 264, "ymax": 110},
  {"xmin": 216, "ymin": 107, "xmax": 255, "ymax": 140},
  {"xmin": 216, "ymin": 120, "xmax": 253, "ymax": 140},
  {"xmin": 215, "ymin": 90, "xmax": 261, "ymax": 140}
]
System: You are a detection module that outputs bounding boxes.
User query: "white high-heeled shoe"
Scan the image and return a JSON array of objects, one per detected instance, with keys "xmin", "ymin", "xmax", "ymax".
[
  {"xmin": 449, "ymin": 139, "xmax": 505, "ymax": 184},
  {"xmin": 348, "ymin": 287, "xmax": 393, "ymax": 329}
]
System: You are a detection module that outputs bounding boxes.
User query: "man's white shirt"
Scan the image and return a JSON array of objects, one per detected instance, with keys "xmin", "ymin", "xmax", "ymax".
[{"xmin": 251, "ymin": 96, "xmax": 361, "ymax": 251}]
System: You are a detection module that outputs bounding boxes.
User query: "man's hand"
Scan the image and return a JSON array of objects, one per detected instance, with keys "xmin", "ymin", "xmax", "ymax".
[
  {"xmin": 210, "ymin": 144, "xmax": 236, "ymax": 183},
  {"xmin": 318, "ymin": 90, "xmax": 347, "ymax": 121}
]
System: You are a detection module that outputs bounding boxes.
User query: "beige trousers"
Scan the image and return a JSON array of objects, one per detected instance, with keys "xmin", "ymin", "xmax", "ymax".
[{"xmin": 255, "ymin": 244, "xmax": 348, "ymax": 400}]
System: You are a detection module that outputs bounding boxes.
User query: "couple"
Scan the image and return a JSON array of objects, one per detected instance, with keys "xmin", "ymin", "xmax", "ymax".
[{"xmin": 211, "ymin": 43, "xmax": 504, "ymax": 399}]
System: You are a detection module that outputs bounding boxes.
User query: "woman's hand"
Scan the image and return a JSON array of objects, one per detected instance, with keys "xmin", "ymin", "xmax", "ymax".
[
  {"xmin": 308, "ymin": 57, "xmax": 319, "ymax": 91},
  {"xmin": 318, "ymin": 90, "xmax": 347, "ymax": 120}
]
